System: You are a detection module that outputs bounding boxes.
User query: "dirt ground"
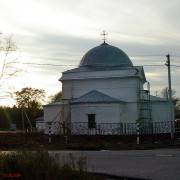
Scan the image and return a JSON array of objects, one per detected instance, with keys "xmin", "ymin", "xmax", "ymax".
[{"xmin": 0, "ymin": 131, "xmax": 180, "ymax": 150}]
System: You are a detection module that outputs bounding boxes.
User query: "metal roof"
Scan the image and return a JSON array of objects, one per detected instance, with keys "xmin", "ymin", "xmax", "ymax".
[
  {"xmin": 72, "ymin": 90, "xmax": 124, "ymax": 104},
  {"xmin": 79, "ymin": 42, "xmax": 133, "ymax": 67},
  {"xmin": 35, "ymin": 116, "xmax": 44, "ymax": 121},
  {"xmin": 43, "ymin": 102, "xmax": 62, "ymax": 107},
  {"xmin": 63, "ymin": 66, "xmax": 126, "ymax": 74},
  {"xmin": 63, "ymin": 65, "xmax": 143, "ymax": 74},
  {"xmin": 150, "ymin": 95, "xmax": 169, "ymax": 102}
]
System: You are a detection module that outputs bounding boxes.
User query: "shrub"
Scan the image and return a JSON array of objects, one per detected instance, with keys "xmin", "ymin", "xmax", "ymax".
[{"xmin": 0, "ymin": 150, "xmax": 104, "ymax": 180}]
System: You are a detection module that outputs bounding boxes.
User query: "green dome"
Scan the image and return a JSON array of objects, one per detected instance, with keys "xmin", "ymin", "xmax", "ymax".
[{"xmin": 79, "ymin": 42, "xmax": 133, "ymax": 67}]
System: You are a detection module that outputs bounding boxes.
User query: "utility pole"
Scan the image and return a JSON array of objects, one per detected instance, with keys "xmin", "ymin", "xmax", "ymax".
[
  {"xmin": 22, "ymin": 108, "xmax": 24, "ymax": 130},
  {"xmin": 165, "ymin": 54, "xmax": 174, "ymax": 138}
]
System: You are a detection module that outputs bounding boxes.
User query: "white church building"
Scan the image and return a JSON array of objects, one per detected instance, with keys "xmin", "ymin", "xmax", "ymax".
[{"xmin": 38, "ymin": 39, "xmax": 174, "ymax": 135}]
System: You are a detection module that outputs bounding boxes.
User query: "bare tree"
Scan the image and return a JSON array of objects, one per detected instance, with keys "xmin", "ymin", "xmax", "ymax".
[
  {"xmin": 0, "ymin": 34, "xmax": 22, "ymax": 102},
  {"xmin": 160, "ymin": 87, "xmax": 177, "ymax": 100},
  {"xmin": 160, "ymin": 87, "xmax": 180, "ymax": 112}
]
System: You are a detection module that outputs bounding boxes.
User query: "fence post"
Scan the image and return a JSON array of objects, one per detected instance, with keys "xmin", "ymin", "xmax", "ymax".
[
  {"xmin": 25, "ymin": 128, "xmax": 28, "ymax": 144},
  {"xmin": 136, "ymin": 120, "xmax": 140, "ymax": 145},
  {"xmin": 151, "ymin": 122, "xmax": 154, "ymax": 134},
  {"xmin": 124, "ymin": 123, "xmax": 126, "ymax": 135},
  {"xmin": 62, "ymin": 121, "xmax": 68, "ymax": 145},
  {"xmin": 62, "ymin": 121, "xmax": 65, "ymax": 136},
  {"xmin": 47, "ymin": 122, "xmax": 52, "ymax": 143},
  {"xmin": 154, "ymin": 122, "xmax": 157, "ymax": 134}
]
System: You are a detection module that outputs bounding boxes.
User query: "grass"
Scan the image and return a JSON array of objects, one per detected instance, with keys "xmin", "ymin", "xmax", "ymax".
[{"xmin": 0, "ymin": 149, "xmax": 105, "ymax": 180}]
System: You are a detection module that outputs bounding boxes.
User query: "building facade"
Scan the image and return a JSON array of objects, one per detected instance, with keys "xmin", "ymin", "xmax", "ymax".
[{"xmin": 41, "ymin": 41, "xmax": 174, "ymax": 134}]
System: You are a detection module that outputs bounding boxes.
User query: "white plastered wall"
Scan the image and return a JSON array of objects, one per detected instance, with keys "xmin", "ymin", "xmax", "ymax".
[
  {"xmin": 71, "ymin": 103, "xmax": 123, "ymax": 123},
  {"xmin": 43, "ymin": 105, "xmax": 61, "ymax": 122},
  {"xmin": 151, "ymin": 101, "xmax": 173, "ymax": 123}
]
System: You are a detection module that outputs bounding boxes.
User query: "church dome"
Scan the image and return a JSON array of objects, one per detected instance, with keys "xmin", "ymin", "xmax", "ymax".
[{"xmin": 79, "ymin": 42, "xmax": 133, "ymax": 67}]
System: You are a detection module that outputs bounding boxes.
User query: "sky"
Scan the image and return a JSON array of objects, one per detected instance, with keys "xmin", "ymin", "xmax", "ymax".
[{"xmin": 0, "ymin": 0, "xmax": 180, "ymax": 106}]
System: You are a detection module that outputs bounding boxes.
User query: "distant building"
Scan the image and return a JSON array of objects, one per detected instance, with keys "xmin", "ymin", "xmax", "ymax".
[{"xmin": 40, "ymin": 39, "xmax": 175, "ymax": 134}]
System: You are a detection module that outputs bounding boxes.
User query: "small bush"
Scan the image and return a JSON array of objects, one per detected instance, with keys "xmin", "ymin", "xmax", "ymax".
[{"xmin": 0, "ymin": 150, "xmax": 104, "ymax": 180}]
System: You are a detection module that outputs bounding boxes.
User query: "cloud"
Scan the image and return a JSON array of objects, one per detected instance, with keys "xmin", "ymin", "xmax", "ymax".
[{"xmin": 0, "ymin": 0, "xmax": 180, "ymax": 106}]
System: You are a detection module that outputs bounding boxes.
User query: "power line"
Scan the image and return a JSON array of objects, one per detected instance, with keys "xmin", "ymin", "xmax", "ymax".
[
  {"xmin": 11, "ymin": 62, "xmax": 179, "ymax": 67},
  {"xmin": 141, "ymin": 65, "xmax": 168, "ymax": 67},
  {"xmin": 171, "ymin": 65, "xmax": 180, "ymax": 67},
  {"xmin": 19, "ymin": 50, "xmax": 180, "ymax": 58},
  {"xmin": 12, "ymin": 62, "xmax": 77, "ymax": 67}
]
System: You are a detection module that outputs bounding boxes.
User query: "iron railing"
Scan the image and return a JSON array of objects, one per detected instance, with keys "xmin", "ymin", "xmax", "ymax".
[
  {"xmin": 36, "ymin": 122, "xmax": 63, "ymax": 134},
  {"xmin": 154, "ymin": 121, "xmax": 173, "ymax": 134},
  {"xmin": 35, "ymin": 121, "xmax": 177, "ymax": 135}
]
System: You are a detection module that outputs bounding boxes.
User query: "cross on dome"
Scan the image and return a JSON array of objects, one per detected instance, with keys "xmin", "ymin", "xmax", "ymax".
[{"xmin": 101, "ymin": 30, "xmax": 108, "ymax": 43}]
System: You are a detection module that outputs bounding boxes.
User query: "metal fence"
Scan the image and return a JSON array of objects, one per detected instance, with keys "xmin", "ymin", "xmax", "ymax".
[
  {"xmin": 36, "ymin": 122, "xmax": 64, "ymax": 135},
  {"xmin": 36, "ymin": 121, "xmax": 178, "ymax": 135},
  {"xmin": 155, "ymin": 121, "xmax": 173, "ymax": 134}
]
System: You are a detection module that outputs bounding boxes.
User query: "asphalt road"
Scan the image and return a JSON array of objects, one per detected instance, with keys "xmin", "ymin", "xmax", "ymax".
[{"xmin": 50, "ymin": 149, "xmax": 180, "ymax": 180}]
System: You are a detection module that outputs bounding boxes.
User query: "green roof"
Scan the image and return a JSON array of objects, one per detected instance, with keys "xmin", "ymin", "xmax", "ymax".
[
  {"xmin": 72, "ymin": 90, "xmax": 124, "ymax": 104},
  {"xmin": 79, "ymin": 42, "xmax": 133, "ymax": 67}
]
